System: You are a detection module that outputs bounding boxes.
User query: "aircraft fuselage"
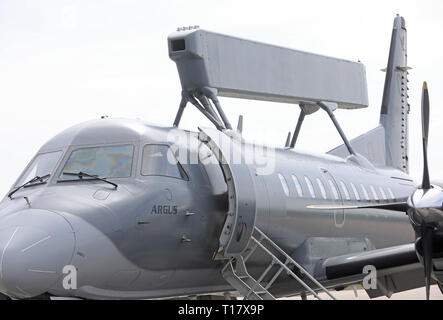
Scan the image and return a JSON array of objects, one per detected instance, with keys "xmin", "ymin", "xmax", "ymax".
[{"xmin": 0, "ymin": 119, "xmax": 416, "ymax": 299}]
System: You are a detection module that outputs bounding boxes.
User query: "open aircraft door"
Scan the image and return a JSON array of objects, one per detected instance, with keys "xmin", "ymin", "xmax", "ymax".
[{"xmin": 198, "ymin": 127, "xmax": 257, "ymax": 258}]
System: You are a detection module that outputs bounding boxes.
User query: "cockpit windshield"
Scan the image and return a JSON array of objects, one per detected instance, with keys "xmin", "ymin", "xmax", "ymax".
[
  {"xmin": 15, "ymin": 151, "xmax": 63, "ymax": 186},
  {"xmin": 59, "ymin": 145, "xmax": 134, "ymax": 180}
]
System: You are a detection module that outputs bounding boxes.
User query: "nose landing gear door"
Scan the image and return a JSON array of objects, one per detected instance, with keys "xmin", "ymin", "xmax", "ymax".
[{"xmin": 198, "ymin": 127, "xmax": 257, "ymax": 258}]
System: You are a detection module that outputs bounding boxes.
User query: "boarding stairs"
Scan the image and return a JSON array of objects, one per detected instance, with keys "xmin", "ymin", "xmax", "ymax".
[{"xmin": 222, "ymin": 227, "xmax": 336, "ymax": 300}]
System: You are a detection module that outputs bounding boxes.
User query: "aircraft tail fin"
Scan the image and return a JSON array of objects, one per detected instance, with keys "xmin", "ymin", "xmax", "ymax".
[
  {"xmin": 329, "ymin": 16, "xmax": 409, "ymax": 173},
  {"xmin": 379, "ymin": 16, "xmax": 410, "ymax": 173}
]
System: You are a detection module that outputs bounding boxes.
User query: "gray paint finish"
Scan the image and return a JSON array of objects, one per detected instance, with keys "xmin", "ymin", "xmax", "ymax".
[
  {"xmin": 168, "ymin": 29, "xmax": 369, "ymax": 109},
  {"xmin": 0, "ymin": 117, "xmax": 417, "ymax": 299},
  {"xmin": 0, "ymin": 16, "xmax": 430, "ymax": 300}
]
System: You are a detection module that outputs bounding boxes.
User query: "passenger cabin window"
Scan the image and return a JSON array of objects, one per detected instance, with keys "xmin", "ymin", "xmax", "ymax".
[
  {"xmin": 141, "ymin": 145, "xmax": 186, "ymax": 179},
  {"xmin": 316, "ymin": 178, "xmax": 327, "ymax": 200},
  {"xmin": 339, "ymin": 181, "xmax": 351, "ymax": 200},
  {"xmin": 379, "ymin": 187, "xmax": 387, "ymax": 200},
  {"xmin": 278, "ymin": 173, "xmax": 290, "ymax": 197},
  {"xmin": 370, "ymin": 185, "xmax": 379, "ymax": 201},
  {"xmin": 387, "ymin": 187, "xmax": 395, "ymax": 200},
  {"xmin": 360, "ymin": 184, "xmax": 370, "ymax": 201},
  {"xmin": 304, "ymin": 176, "xmax": 316, "ymax": 199},
  {"xmin": 60, "ymin": 145, "xmax": 134, "ymax": 180},
  {"xmin": 350, "ymin": 183, "xmax": 360, "ymax": 201},
  {"xmin": 292, "ymin": 175, "xmax": 303, "ymax": 197},
  {"xmin": 328, "ymin": 180, "xmax": 339, "ymax": 200}
]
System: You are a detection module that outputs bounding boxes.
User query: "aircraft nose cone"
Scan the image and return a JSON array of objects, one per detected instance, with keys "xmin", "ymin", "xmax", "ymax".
[{"xmin": 0, "ymin": 209, "xmax": 75, "ymax": 298}]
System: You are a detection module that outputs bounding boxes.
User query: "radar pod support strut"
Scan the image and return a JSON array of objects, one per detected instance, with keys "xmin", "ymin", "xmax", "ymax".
[{"xmin": 173, "ymin": 89, "xmax": 230, "ymax": 131}]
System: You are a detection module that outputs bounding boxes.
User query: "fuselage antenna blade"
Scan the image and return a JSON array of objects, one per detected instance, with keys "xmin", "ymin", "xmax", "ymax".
[
  {"xmin": 285, "ymin": 132, "xmax": 292, "ymax": 148},
  {"xmin": 237, "ymin": 115, "xmax": 243, "ymax": 134}
]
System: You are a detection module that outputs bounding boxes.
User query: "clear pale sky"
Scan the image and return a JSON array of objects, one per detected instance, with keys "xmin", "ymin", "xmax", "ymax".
[{"xmin": 1, "ymin": 0, "xmax": 442, "ymax": 196}]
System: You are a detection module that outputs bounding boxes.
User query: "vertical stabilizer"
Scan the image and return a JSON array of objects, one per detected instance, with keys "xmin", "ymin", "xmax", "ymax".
[{"xmin": 380, "ymin": 16, "xmax": 410, "ymax": 173}]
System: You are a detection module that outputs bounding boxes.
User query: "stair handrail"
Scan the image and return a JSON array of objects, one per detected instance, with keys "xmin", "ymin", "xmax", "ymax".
[{"xmin": 252, "ymin": 227, "xmax": 336, "ymax": 300}]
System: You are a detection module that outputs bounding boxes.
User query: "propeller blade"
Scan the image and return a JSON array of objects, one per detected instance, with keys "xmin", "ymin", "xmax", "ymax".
[
  {"xmin": 421, "ymin": 225, "xmax": 433, "ymax": 300},
  {"xmin": 422, "ymin": 82, "xmax": 431, "ymax": 190},
  {"xmin": 307, "ymin": 202, "xmax": 409, "ymax": 212}
]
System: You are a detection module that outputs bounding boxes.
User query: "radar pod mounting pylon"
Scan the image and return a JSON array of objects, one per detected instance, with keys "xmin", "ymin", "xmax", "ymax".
[
  {"xmin": 168, "ymin": 27, "xmax": 369, "ymax": 131},
  {"xmin": 288, "ymin": 101, "xmax": 356, "ymax": 158},
  {"xmin": 173, "ymin": 88, "xmax": 232, "ymax": 130}
]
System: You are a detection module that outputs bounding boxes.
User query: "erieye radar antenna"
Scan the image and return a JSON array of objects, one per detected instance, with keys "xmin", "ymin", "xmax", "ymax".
[{"xmin": 168, "ymin": 27, "xmax": 368, "ymax": 157}]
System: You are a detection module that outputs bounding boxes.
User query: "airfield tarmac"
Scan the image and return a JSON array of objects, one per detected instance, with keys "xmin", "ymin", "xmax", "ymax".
[{"xmin": 280, "ymin": 285, "xmax": 443, "ymax": 300}]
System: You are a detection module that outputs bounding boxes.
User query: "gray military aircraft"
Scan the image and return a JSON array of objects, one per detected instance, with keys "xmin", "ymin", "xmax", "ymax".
[{"xmin": 0, "ymin": 15, "xmax": 442, "ymax": 300}]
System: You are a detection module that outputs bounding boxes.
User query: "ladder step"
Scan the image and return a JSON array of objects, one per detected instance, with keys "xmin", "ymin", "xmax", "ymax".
[{"xmin": 220, "ymin": 227, "xmax": 336, "ymax": 300}]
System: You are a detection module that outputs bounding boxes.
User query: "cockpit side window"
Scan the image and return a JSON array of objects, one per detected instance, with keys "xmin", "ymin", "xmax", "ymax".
[
  {"xmin": 141, "ymin": 144, "xmax": 188, "ymax": 180},
  {"xmin": 16, "ymin": 151, "xmax": 63, "ymax": 186}
]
